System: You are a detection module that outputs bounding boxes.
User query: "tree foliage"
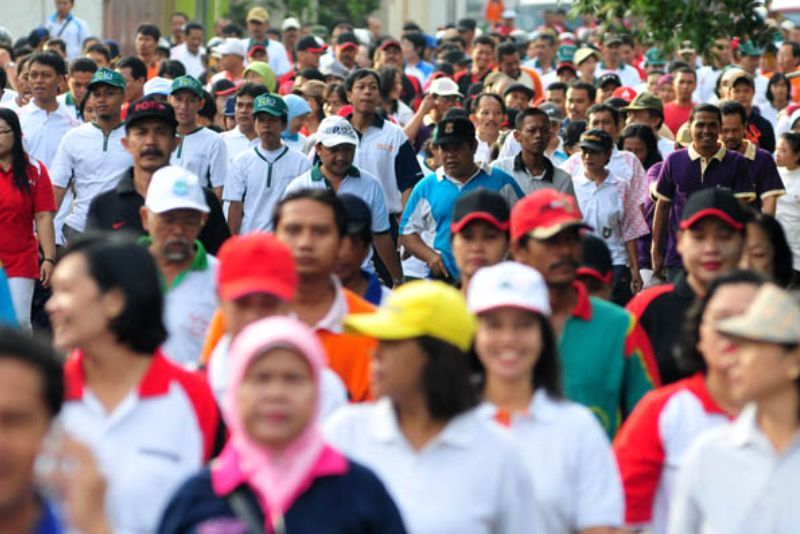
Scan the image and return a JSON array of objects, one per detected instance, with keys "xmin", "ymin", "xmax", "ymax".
[{"xmin": 228, "ymin": 0, "xmax": 379, "ymax": 30}]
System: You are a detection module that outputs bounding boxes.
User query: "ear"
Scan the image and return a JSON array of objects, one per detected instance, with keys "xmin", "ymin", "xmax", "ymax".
[
  {"xmin": 102, "ymin": 287, "xmax": 126, "ymax": 322},
  {"xmin": 121, "ymin": 136, "xmax": 130, "ymax": 151},
  {"xmin": 139, "ymin": 207, "xmax": 150, "ymax": 232},
  {"xmin": 513, "ymin": 129, "xmax": 521, "ymax": 142}
]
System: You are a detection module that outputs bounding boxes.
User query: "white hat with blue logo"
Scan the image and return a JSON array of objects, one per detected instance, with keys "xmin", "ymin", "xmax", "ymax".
[
  {"xmin": 145, "ymin": 165, "xmax": 209, "ymax": 214},
  {"xmin": 315, "ymin": 116, "xmax": 358, "ymax": 147}
]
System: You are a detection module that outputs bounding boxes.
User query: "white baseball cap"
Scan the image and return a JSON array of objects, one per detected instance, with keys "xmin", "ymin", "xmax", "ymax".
[
  {"xmin": 428, "ymin": 76, "xmax": 462, "ymax": 97},
  {"xmin": 467, "ymin": 262, "xmax": 551, "ymax": 317},
  {"xmin": 217, "ymin": 38, "xmax": 246, "ymax": 58},
  {"xmin": 145, "ymin": 166, "xmax": 210, "ymax": 214},
  {"xmin": 282, "ymin": 17, "xmax": 301, "ymax": 31},
  {"xmin": 144, "ymin": 76, "xmax": 172, "ymax": 96},
  {"xmin": 315, "ymin": 116, "xmax": 358, "ymax": 147}
]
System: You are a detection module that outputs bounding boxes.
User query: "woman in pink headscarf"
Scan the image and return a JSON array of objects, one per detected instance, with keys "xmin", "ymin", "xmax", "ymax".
[{"xmin": 158, "ymin": 316, "xmax": 407, "ymax": 533}]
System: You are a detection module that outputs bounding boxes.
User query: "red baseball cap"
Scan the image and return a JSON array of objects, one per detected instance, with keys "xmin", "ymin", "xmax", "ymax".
[
  {"xmin": 217, "ymin": 233, "xmax": 298, "ymax": 302},
  {"xmin": 510, "ymin": 189, "xmax": 591, "ymax": 242},
  {"xmin": 612, "ymin": 86, "xmax": 637, "ymax": 103}
]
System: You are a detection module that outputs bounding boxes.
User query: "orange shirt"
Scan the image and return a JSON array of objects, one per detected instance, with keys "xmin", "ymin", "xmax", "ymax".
[{"xmin": 485, "ymin": 1, "xmax": 504, "ymax": 24}]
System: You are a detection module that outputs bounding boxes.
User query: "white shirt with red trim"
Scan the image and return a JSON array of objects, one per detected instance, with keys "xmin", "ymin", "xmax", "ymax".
[
  {"xmin": 60, "ymin": 351, "xmax": 219, "ymax": 533},
  {"xmin": 613, "ymin": 373, "xmax": 731, "ymax": 534}
]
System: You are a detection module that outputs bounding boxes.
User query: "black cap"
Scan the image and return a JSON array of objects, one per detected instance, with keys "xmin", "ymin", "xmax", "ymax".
[
  {"xmin": 432, "ymin": 116, "xmax": 475, "ymax": 146},
  {"xmin": 597, "ymin": 72, "xmax": 622, "ymax": 89},
  {"xmin": 450, "ymin": 189, "xmax": 510, "ymax": 234},
  {"xmin": 680, "ymin": 188, "xmax": 747, "ymax": 231},
  {"xmin": 125, "ymin": 96, "xmax": 178, "ymax": 130},
  {"xmin": 579, "ymin": 129, "xmax": 614, "ymax": 152},
  {"xmin": 577, "ymin": 234, "xmax": 613, "ymax": 283},
  {"xmin": 337, "ymin": 31, "xmax": 360, "ymax": 49},
  {"xmin": 504, "ymin": 82, "xmax": 535, "ymax": 100},
  {"xmin": 211, "ymin": 78, "xmax": 236, "ymax": 96},
  {"xmin": 297, "ymin": 35, "xmax": 326, "ymax": 53},
  {"xmin": 339, "ymin": 194, "xmax": 372, "ymax": 235}
]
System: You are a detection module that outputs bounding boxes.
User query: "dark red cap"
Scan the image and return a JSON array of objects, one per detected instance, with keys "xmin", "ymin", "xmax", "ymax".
[
  {"xmin": 217, "ymin": 233, "xmax": 298, "ymax": 302},
  {"xmin": 451, "ymin": 189, "xmax": 510, "ymax": 234},
  {"xmin": 679, "ymin": 188, "xmax": 747, "ymax": 231},
  {"xmin": 510, "ymin": 189, "xmax": 590, "ymax": 242}
]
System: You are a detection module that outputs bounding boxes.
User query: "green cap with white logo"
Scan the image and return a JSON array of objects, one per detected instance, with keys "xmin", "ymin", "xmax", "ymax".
[
  {"xmin": 170, "ymin": 75, "xmax": 204, "ymax": 98},
  {"xmin": 253, "ymin": 93, "xmax": 288, "ymax": 118},
  {"xmin": 88, "ymin": 67, "xmax": 127, "ymax": 91}
]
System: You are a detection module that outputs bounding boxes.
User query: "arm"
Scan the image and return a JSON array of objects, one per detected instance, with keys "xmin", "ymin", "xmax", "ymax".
[
  {"xmin": 398, "ymin": 234, "xmax": 449, "ymax": 278},
  {"xmin": 762, "ymin": 195, "xmax": 777, "ymax": 216},
  {"xmin": 227, "ymin": 201, "xmax": 243, "ymax": 235},
  {"xmin": 395, "ymin": 139, "xmax": 425, "ymax": 211},
  {"xmin": 53, "ymin": 185, "xmax": 68, "ymax": 211},
  {"xmin": 626, "ymin": 240, "xmax": 642, "ymax": 294},
  {"xmin": 403, "ymin": 94, "xmax": 435, "ymax": 143},
  {"xmin": 373, "ymin": 232, "xmax": 403, "ymax": 285},
  {"xmin": 212, "ymin": 186, "xmax": 223, "ymax": 199},
  {"xmin": 34, "ymin": 211, "xmax": 56, "ymax": 286},
  {"xmin": 650, "ymin": 199, "xmax": 670, "ymax": 277}
]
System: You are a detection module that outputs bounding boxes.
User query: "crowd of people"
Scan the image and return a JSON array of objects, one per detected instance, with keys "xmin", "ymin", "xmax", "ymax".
[{"xmin": 0, "ymin": 0, "xmax": 800, "ymax": 532}]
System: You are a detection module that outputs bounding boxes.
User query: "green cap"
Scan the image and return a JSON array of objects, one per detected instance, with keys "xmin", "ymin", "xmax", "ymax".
[
  {"xmin": 624, "ymin": 91, "xmax": 664, "ymax": 113},
  {"xmin": 557, "ymin": 44, "xmax": 576, "ymax": 63},
  {"xmin": 88, "ymin": 67, "xmax": 127, "ymax": 91},
  {"xmin": 171, "ymin": 75, "xmax": 204, "ymax": 98},
  {"xmin": 738, "ymin": 40, "xmax": 763, "ymax": 57},
  {"xmin": 253, "ymin": 93, "xmax": 288, "ymax": 117},
  {"xmin": 643, "ymin": 47, "xmax": 666, "ymax": 67}
]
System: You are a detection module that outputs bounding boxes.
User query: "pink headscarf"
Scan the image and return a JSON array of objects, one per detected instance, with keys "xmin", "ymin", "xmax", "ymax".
[{"xmin": 211, "ymin": 316, "xmax": 345, "ymax": 531}]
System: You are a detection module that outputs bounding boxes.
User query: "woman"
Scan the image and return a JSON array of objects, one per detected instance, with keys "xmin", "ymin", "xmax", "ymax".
[
  {"xmin": 775, "ymin": 131, "xmax": 800, "ymax": 285},
  {"xmin": 0, "ymin": 108, "xmax": 56, "ymax": 328},
  {"xmin": 325, "ymin": 281, "xmax": 540, "ymax": 533},
  {"xmin": 297, "ymin": 79, "xmax": 325, "ymax": 135},
  {"xmin": 282, "ymin": 94, "xmax": 311, "ymax": 153},
  {"xmin": 740, "ymin": 210, "xmax": 793, "ymax": 287},
  {"xmin": 762, "ymin": 72, "xmax": 791, "ymax": 128},
  {"xmin": 243, "ymin": 61, "xmax": 277, "ymax": 92},
  {"xmin": 468, "ymin": 262, "xmax": 624, "ymax": 534},
  {"xmin": 615, "ymin": 270, "xmax": 764, "ymax": 534},
  {"xmin": 620, "ymin": 123, "xmax": 662, "ymax": 171},
  {"xmin": 323, "ymin": 83, "xmax": 347, "ymax": 117},
  {"xmin": 379, "ymin": 66, "xmax": 414, "ymax": 127},
  {"xmin": 46, "ymin": 236, "xmax": 221, "ymax": 533},
  {"xmin": 669, "ymin": 283, "xmax": 800, "ymax": 533},
  {"xmin": 160, "ymin": 316, "xmax": 406, "ymax": 533}
]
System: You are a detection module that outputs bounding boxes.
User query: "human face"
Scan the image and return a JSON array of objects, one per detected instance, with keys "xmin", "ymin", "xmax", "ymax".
[
  {"xmin": 770, "ymin": 79, "xmax": 790, "ymax": 106},
  {"xmin": 602, "ymin": 43, "xmax": 621, "ymax": 67},
  {"xmin": 534, "ymin": 38, "xmax": 554, "ymax": 63},
  {"xmin": 728, "ymin": 338, "xmax": 800, "ymax": 405},
  {"xmin": 335, "ymin": 234, "xmax": 370, "ymax": 283},
  {"xmin": 297, "ymin": 50, "xmax": 321, "ymax": 70},
  {"xmin": 347, "ymin": 75, "xmax": 378, "ymax": 115},
  {"xmin": 336, "ymin": 44, "xmax": 357, "ymax": 69},
  {"xmin": 46, "ymin": 253, "xmax": 119, "ymax": 351},
  {"xmin": 186, "ymin": 28, "xmax": 204, "ymax": 54},
  {"xmin": 118, "ymin": 67, "xmax": 144, "ymax": 102},
  {"xmin": 432, "ymin": 94, "xmax": 458, "ymax": 117},
  {"xmin": 275, "ymin": 199, "xmax": 341, "ymax": 279},
  {"xmin": 474, "ymin": 97, "xmax": 505, "ymax": 136},
  {"xmin": 504, "ymin": 90, "xmax": 530, "ymax": 112},
  {"xmin": 739, "ymin": 222, "xmax": 775, "ymax": 280},
  {"xmin": 676, "ymin": 217, "xmax": 743, "ymax": 291},
  {"xmin": 589, "ymin": 110, "xmax": 619, "ymax": 138},
  {"xmin": 498, "ymin": 52, "xmax": 521, "ymax": 80},
  {"xmin": 690, "ymin": 111, "xmax": 721, "ymax": 154},
  {"xmin": 90, "ymin": 85, "xmax": 125, "ymax": 121},
  {"xmin": 452, "ymin": 221, "xmax": 508, "ymax": 279},
  {"xmin": 317, "ymin": 143, "xmax": 355, "ymax": 177},
  {"xmin": 171, "ymin": 14, "xmax": 187, "ymax": 38},
  {"xmin": 475, "ymin": 307, "xmax": 543, "ymax": 383},
  {"xmin": 472, "ymin": 43, "xmax": 494, "ymax": 70},
  {"xmin": 142, "ymin": 208, "xmax": 206, "ymax": 264},
  {"xmin": 778, "ymin": 44, "xmax": 799, "ymax": 73},
  {"xmin": 381, "ymin": 45, "xmax": 403, "ymax": 68},
  {"xmin": 221, "ymin": 293, "xmax": 291, "ymax": 337},
  {"xmin": 135, "ymin": 33, "xmax": 157, "ymax": 57},
  {"xmin": 627, "ymin": 109, "xmax": 659, "ymax": 132},
  {"xmin": 254, "ymin": 113, "xmax": 284, "ymax": 149},
  {"xmin": 0, "ymin": 359, "xmax": 52, "ymax": 514},
  {"xmin": 674, "ymin": 72, "xmax": 696, "ymax": 103},
  {"xmin": 739, "ymin": 55, "xmax": 760, "ymax": 75},
  {"xmin": 545, "ymin": 89, "xmax": 565, "ymax": 111},
  {"xmin": 438, "ymin": 141, "xmax": 476, "ymax": 179},
  {"xmin": 0, "ymin": 118, "xmax": 16, "ymax": 158},
  {"xmin": 711, "ymin": 39, "xmax": 732, "ymax": 67},
  {"xmin": 324, "ymin": 92, "xmax": 345, "ymax": 116},
  {"xmin": 122, "ymin": 118, "xmax": 177, "ymax": 172},
  {"xmin": 28, "ymin": 62, "xmax": 61, "ymax": 103},
  {"xmin": 619, "ymin": 44, "xmax": 635, "ymax": 65},
  {"xmin": 657, "ymin": 83, "xmax": 675, "ymax": 104},
  {"xmin": 646, "ymin": 72, "xmax": 662, "ymax": 93},
  {"xmin": 169, "ymin": 90, "xmax": 203, "ymax": 127},
  {"xmin": 55, "ymin": 0, "xmax": 71, "ymax": 17},
  {"xmin": 247, "ymin": 19, "xmax": 268, "ymax": 41},
  {"xmin": 777, "ymin": 136, "xmax": 800, "ymax": 169},
  {"xmin": 516, "ymin": 114, "xmax": 550, "ymax": 156},
  {"xmin": 577, "ymin": 56, "xmax": 597, "ymax": 81},
  {"xmin": 371, "ymin": 339, "xmax": 427, "ymax": 401},
  {"xmin": 85, "ymin": 51, "xmax": 108, "ymax": 68},
  {"xmin": 67, "ymin": 71, "xmax": 93, "ymax": 105},
  {"xmin": 221, "ymin": 53, "xmax": 243, "ymax": 73},
  {"xmin": 580, "ymin": 148, "xmax": 610, "ymax": 174},
  {"xmin": 730, "ymin": 82, "xmax": 755, "ymax": 110},
  {"xmin": 720, "ymin": 113, "xmax": 746, "ymax": 151},
  {"xmin": 235, "ymin": 94, "xmax": 255, "ymax": 130},
  {"xmin": 566, "ymin": 87, "xmax": 591, "ymax": 121},
  {"xmin": 512, "ymin": 227, "xmax": 581, "ymax": 287},
  {"xmin": 237, "ymin": 348, "xmax": 316, "ymax": 449},
  {"xmin": 400, "ymin": 39, "xmax": 419, "ymax": 62}
]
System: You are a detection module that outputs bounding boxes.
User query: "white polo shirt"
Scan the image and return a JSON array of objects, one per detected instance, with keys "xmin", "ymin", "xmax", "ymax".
[
  {"xmin": 776, "ymin": 167, "xmax": 800, "ymax": 271},
  {"xmin": 160, "ymin": 244, "xmax": 219, "ymax": 368},
  {"xmin": 324, "ymin": 399, "xmax": 542, "ymax": 533},
  {"xmin": 170, "ymin": 127, "xmax": 228, "ymax": 189},
  {"xmin": 223, "ymin": 144, "xmax": 312, "ymax": 233},
  {"xmin": 18, "ymin": 100, "xmax": 82, "ymax": 168},
  {"xmin": 669, "ymin": 403, "xmax": 800, "ymax": 534},
  {"xmin": 60, "ymin": 350, "xmax": 219, "ymax": 533},
  {"xmin": 220, "ymin": 126, "xmax": 259, "ymax": 168},
  {"xmin": 170, "ymin": 43, "xmax": 206, "ymax": 79},
  {"xmin": 477, "ymin": 390, "xmax": 624, "ymax": 533},
  {"xmin": 49, "ymin": 123, "xmax": 133, "ymax": 232}
]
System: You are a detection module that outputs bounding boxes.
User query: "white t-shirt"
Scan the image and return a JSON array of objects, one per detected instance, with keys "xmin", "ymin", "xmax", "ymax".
[
  {"xmin": 170, "ymin": 127, "xmax": 228, "ymax": 189},
  {"xmin": 18, "ymin": 100, "xmax": 82, "ymax": 168},
  {"xmin": 49, "ymin": 123, "xmax": 133, "ymax": 232},
  {"xmin": 170, "ymin": 43, "xmax": 206, "ymax": 79},
  {"xmin": 43, "ymin": 13, "xmax": 90, "ymax": 60},
  {"xmin": 776, "ymin": 166, "xmax": 800, "ymax": 270},
  {"xmin": 223, "ymin": 144, "xmax": 312, "ymax": 233}
]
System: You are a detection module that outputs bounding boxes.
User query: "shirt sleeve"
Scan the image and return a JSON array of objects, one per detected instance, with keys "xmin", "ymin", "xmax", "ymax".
[
  {"xmin": 48, "ymin": 136, "xmax": 74, "ymax": 188},
  {"xmin": 31, "ymin": 162, "xmax": 56, "ymax": 214},
  {"xmin": 399, "ymin": 182, "xmax": 429, "ymax": 236},
  {"xmin": 269, "ymin": 41, "xmax": 292, "ymax": 77},
  {"xmin": 654, "ymin": 156, "xmax": 676, "ymax": 202},
  {"xmin": 620, "ymin": 180, "xmax": 649, "ymax": 242},
  {"xmin": 732, "ymin": 157, "xmax": 756, "ymax": 200},
  {"xmin": 222, "ymin": 156, "xmax": 246, "ymax": 202},
  {"xmin": 756, "ymin": 157, "xmax": 785, "ymax": 198},
  {"xmin": 367, "ymin": 179, "xmax": 391, "ymax": 234},
  {"xmin": 394, "ymin": 139, "xmax": 425, "ymax": 195},
  {"xmin": 208, "ymin": 137, "xmax": 228, "ymax": 188},
  {"xmin": 199, "ymin": 190, "xmax": 232, "ymax": 256},
  {"xmin": 629, "ymin": 154, "xmax": 649, "ymax": 207},
  {"xmin": 622, "ymin": 315, "xmax": 659, "ymax": 416}
]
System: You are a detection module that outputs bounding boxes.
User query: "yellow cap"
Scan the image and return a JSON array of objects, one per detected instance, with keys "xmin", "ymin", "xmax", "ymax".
[
  {"xmin": 345, "ymin": 280, "xmax": 476, "ymax": 352},
  {"xmin": 247, "ymin": 6, "xmax": 269, "ymax": 22}
]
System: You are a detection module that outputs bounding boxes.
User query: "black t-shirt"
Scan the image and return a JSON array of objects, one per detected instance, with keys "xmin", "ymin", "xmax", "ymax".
[{"xmin": 747, "ymin": 108, "xmax": 776, "ymax": 153}]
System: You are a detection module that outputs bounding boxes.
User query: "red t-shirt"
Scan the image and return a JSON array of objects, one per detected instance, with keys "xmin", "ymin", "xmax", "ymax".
[
  {"xmin": 663, "ymin": 102, "xmax": 695, "ymax": 136},
  {"xmin": 0, "ymin": 159, "xmax": 55, "ymax": 278}
]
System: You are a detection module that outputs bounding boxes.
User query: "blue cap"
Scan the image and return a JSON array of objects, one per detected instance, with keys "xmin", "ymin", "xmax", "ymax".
[{"xmin": 224, "ymin": 96, "xmax": 236, "ymax": 117}]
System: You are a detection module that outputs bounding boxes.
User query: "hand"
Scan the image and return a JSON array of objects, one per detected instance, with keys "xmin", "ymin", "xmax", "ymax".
[
  {"xmin": 40, "ymin": 261, "xmax": 54, "ymax": 287},
  {"xmin": 419, "ymin": 93, "xmax": 436, "ymax": 115},
  {"xmin": 631, "ymin": 269, "xmax": 643, "ymax": 294},
  {"xmin": 426, "ymin": 252, "xmax": 450, "ymax": 279},
  {"xmin": 650, "ymin": 243, "xmax": 664, "ymax": 279}
]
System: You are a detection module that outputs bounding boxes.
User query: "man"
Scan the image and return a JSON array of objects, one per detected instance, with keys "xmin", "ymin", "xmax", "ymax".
[
  {"xmin": 496, "ymin": 41, "xmax": 543, "ymax": 99},
  {"xmin": 51, "ymin": 68, "xmax": 132, "ymax": 243},
  {"xmin": 116, "ymin": 56, "xmax": 147, "ymax": 118},
  {"xmin": 628, "ymin": 188, "xmax": 747, "ymax": 385},
  {"xmin": 134, "ymin": 24, "xmax": 161, "ymax": 80},
  {"xmin": 510, "ymin": 188, "xmax": 659, "ymax": 438},
  {"xmin": 651, "ymin": 104, "xmax": 755, "ymax": 280},
  {"xmin": 735, "ymin": 41, "xmax": 768, "ymax": 106},
  {"xmin": 402, "ymin": 32, "xmax": 434, "ymax": 85},
  {"xmin": 285, "ymin": 115, "xmax": 402, "ymax": 285},
  {"xmin": 503, "ymin": 83, "xmax": 535, "ymax": 113},
  {"xmin": 456, "ymin": 18, "xmax": 477, "ymax": 54},
  {"xmin": 43, "ymin": 0, "xmax": 90, "ymax": 60},
  {"xmin": 141, "ymin": 165, "xmax": 218, "ymax": 367},
  {"xmin": 220, "ymin": 82, "xmax": 266, "ymax": 166},
  {"xmin": 224, "ymin": 93, "xmax": 311, "ymax": 234},
  {"xmin": 454, "ymin": 35, "xmax": 494, "ymax": 96},
  {"xmin": 210, "ymin": 38, "xmax": 246, "ymax": 86},
  {"xmin": 493, "ymin": 107, "xmax": 575, "ymax": 196},
  {"xmin": 277, "ymin": 35, "xmax": 326, "ymax": 94},
  {"xmin": 697, "ymin": 38, "xmax": 733, "ymax": 103},
  {"xmin": 57, "ymin": 57, "xmax": 96, "ymax": 120},
  {"xmin": 663, "ymin": 67, "xmax": 696, "ymax": 135},
  {"xmin": 330, "ymin": 31, "xmax": 359, "ymax": 77},
  {"xmin": 404, "ymin": 76, "xmax": 462, "ymax": 151},
  {"xmin": 719, "ymin": 100, "xmax": 784, "ymax": 214},
  {"xmin": 778, "ymin": 41, "xmax": 800, "ymax": 103},
  {"xmin": 596, "ymin": 33, "xmax": 641, "ymax": 88},
  {"xmin": 526, "ymin": 31, "xmax": 557, "ymax": 77},
  {"xmin": 545, "ymin": 81, "xmax": 568, "ymax": 113},
  {"xmin": 168, "ymin": 75, "xmax": 228, "ymax": 197},
  {"xmin": 281, "ymin": 17, "xmax": 301, "ymax": 61},
  {"xmin": 566, "ymin": 79, "xmax": 595, "ymax": 122},
  {"xmin": 374, "ymin": 38, "xmax": 421, "ymax": 105},
  {"xmin": 86, "ymin": 97, "xmax": 230, "ymax": 254},
  {"xmin": 44, "ymin": 38, "xmax": 68, "ymax": 60},
  {"xmin": 241, "ymin": 6, "xmax": 291, "ymax": 77},
  {"xmin": 399, "ymin": 116, "xmax": 523, "ymax": 281},
  {"xmin": 166, "ymin": 12, "xmax": 188, "ymax": 47},
  {"xmin": 273, "ymin": 189, "xmax": 377, "ymax": 402},
  {"xmin": 624, "ymin": 91, "xmax": 675, "ymax": 157},
  {"xmin": 170, "ymin": 22, "xmax": 205, "ymax": 79},
  {"xmin": 596, "ymin": 73, "xmax": 622, "ymax": 104},
  {"xmin": 720, "ymin": 68, "xmax": 775, "ymax": 153}
]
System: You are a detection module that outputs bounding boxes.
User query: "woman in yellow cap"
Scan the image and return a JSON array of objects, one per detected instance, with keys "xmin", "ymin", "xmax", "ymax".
[{"xmin": 324, "ymin": 280, "xmax": 541, "ymax": 533}]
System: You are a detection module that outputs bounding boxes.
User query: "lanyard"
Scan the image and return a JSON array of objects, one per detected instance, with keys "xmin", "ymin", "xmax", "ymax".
[{"xmin": 253, "ymin": 146, "xmax": 289, "ymax": 187}]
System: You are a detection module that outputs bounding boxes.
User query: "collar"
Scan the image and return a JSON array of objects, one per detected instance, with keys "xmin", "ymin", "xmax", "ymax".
[
  {"xmin": 310, "ymin": 162, "xmax": 360, "ymax": 185},
  {"xmin": 362, "ymin": 270, "xmax": 384, "ymax": 305},
  {"xmin": 139, "ymin": 236, "xmax": 209, "ymax": 289},
  {"xmin": 34, "ymin": 494, "xmax": 61, "ymax": 534},
  {"xmin": 65, "ymin": 92, "xmax": 75, "ymax": 106},
  {"xmin": 115, "ymin": 168, "xmax": 137, "ymax": 194},
  {"xmin": 25, "ymin": 100, "xmax": 71, "ymax": 117},
  {"xmin": 570, "ymin": 281, "xmax": 593, "ymax": 321},
  {"xmin": 370, "ymin": 398, "xmax": 474, "ymax": 449},
  {"xmin": 477, "ymin": 389, "xmax": 560, "ymax": 425},
  {"xmin": 730, "ymin": 403, "xmax": 763, "ymax": 448},
  {"xmin": 688, "ymin": 143, "xmax": 726, "ymax": 162},
  {"xmin": 314, "ymin": 276, "xmax": 348, "ymax": 334},
  {"xmin": 178, "ymin": 126, "xmax": 204, "ymax": 138},
  {"xmin": 741, "ymin": 139, "xmax": 757, "ymax": 161},
  {"xmin": 435, "ymin": 165, "xmax": 483, "ymax": 185},
  {"xmin": 674, "ymin": 272, "xmax": 698, "ymax": 300},
  {"xmin": 685, "ymin": 373, "xmax": 731, "ymax": 417},
  {"xmin": 346, "ymin": 112, "xmax": 384, "ymax": 129},
  {"xmin": 64, "ymin": 349, "xmax": 176, "ymax": 401},
  {"xmin": 513, "ymin": 152, "xmax": 555, "ymax": 182}
]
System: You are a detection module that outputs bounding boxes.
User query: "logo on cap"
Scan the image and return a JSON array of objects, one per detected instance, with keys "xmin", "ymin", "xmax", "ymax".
[
  {"xmin": 173, "ymin": 179, "xmax": 189, "ymax": 197},
  {"xmin": 445, "ymin": 122, "xmax": 454, "ymax": 134},
  {"xmin": 133, "ymin": 100, "xmax": 164, "ymax": 112}
]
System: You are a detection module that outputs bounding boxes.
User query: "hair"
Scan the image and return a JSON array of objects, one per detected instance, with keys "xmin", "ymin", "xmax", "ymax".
[
  {"xmin": 28, "ymin": 51, "xmax": 67, "ymax": 76},
  {"xmin": 620, "ymin": 123, "xmax": 662, "ymax": 169},
  {"xmin": 198, "ymin": 90, "xmax": 216, "ymax": 122},
  {"xmin": 496, "ymin": 41, "xmax": 519, "ymax": 62},
  {"xmin": 345, "ymin": 68, "xmax": 381, "ymax": 93},
  {"xmin": 236, "ymin": 82, "xmax": 268, "ymax": 100},
  {"xmin": 401, "ymin": 32, "xmax": 426, "ymax": 56},
  {"xmin": 117, "ymin": 56, "xmax": 147, "ymax": 81},
  {"xmin": 675, "ymin": 270, "xmax": 766, "ymax": 375},
  {"xmin": 84, "ymin": 43, "xmax": 111, "ymax": 63},
  {"xmin": 515, "ymin": 106, "xmax": 549, "ymax": 129},
  {"xmin": 222, "ymin": 24, "xmax": 244, "ymax": 38},
  {"xmin": 136, "ymin": 24, "xmax": 161, "ymax": 42},
  {"xmin": 66, "ymin": 57, "xmax": 96, "ymax": 77},
  {"xmin": 0, "ymin": 327, "xmax": 65, "ymax": 418},
  {"xmin": 782, "ymin": 41, "xmax": 800, "ymax": 59},
  {"xmin": 417, "ymin": 336, "xmax": 479, "ymax": 420},
  {"xmin": 568, "ymin": 80, "xmax": 596, "ymax": 102},
  {"xmin": 433, "ymin": 62, "xmax": 455, "ymax": 78},
  {"xmin": 158, "ymin": 59, "xmax": 186, "ymax": 79},
  {"xmin": 324, "ymin": 83, "xmax": 347, "ymax": 105},
  {"xmin": 546, "ymin": 81, "xmax": 567, "ymax": 93},
  {"xmin": 588, "ymin": 102, "xmax": 621, "ymax": 124},
  {"xmin": 689, "ymin": 103, "xmax": 721, "ymax": 124},
  {"xmin": 272, "ymin": 188, "xmax": 347, "ymax": 237},
  {"xmin": 766, "ymin": 72, "xmax": 791, "ymax": 105},
  {"xmin": 378, "ymin": 66, "xmax": 401, "ymax": 101},
  {"xmin": 746, "ymin": 210, "xmax": 794, "ymax": 287},
  {"xmin": 535, "ymin": 33, "xmax": 556, "ymax": 47},
  {"xmin": 473, "ymin": 92, "xmax": 506, "ymax": 115},
  {"xmin": 674, "ymin": 65, "xmax": 697, "ymax": 80},
  {"xmin": 184, "ymin": 22, "xmax": 204, "ymax": 35},
  {"xmin": 473, "ymin": 35, "xmax": 496, "ymax": 50},
  {"xmin": 172, "ymin": 11, "xmax": 189, "ymax": 22},
  {"xmin": 45, "ymin": 38, "xmax": 67, "ymax": 55},
  {"xmin": 0, "ymin": 108, "xmax": 31, "ymax": 194},
  {"xmin": 781, "ymin": 132, "xmax": 800, "ymax": 163},
  {"xmin": 0, "ymin": 66, "xmax": 6, "ymax": 90},
  {"xmin": 719, "ymin": 99, "xmax": 748, "ymax": 125},
  {"xmin": 60, "ymin": 235, "xmax": 168, "ymax": 353}
]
